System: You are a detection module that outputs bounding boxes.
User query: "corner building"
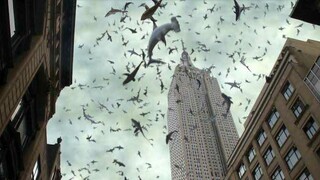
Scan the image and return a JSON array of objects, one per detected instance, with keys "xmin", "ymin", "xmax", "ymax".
[
  {"xmin": 225, "ymin": 38, "xmax": 320, "ymax": 180},
  {"xmin": 0, "ymin": 0, "xmax": 76, "ymax": 179},
  {"xmin": 167, "ymin": 48, "xmax": 239, "ymax": 180}
]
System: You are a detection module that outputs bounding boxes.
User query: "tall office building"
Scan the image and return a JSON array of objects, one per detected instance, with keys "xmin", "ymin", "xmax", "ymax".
[
  {"xmin": 167, "ymin": 46, "xmax": 239, "ymax": 180},
  {"xmin": 225, "ymin": 38, "xmax": 320, "ymax": 180},
  {"xmin": 0, "ymin": 0, "xmax": 76, "ymax": 179}
]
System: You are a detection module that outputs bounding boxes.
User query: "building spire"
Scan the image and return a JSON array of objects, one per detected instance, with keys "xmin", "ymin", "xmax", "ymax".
[
  {"xmin": 180, "ymin": 39, "xmax": 193, "ymax": 67},
  {"xmin": 181, "ymin": 39, "xmax": 186, "ymax": 51}
]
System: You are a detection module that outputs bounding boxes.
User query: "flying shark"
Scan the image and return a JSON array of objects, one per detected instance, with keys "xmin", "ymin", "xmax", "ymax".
[
  {"xmin": 233, "ymin": 0, "xmax": 246, "ymax": 21},
  {"xmin": 147, "ymin": 17, "xmax": 180, "ymax": 67}
]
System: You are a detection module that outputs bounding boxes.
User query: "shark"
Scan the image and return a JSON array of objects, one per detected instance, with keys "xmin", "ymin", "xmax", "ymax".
[
  {"xmin": 141, "ymin": 0, "xmax": 162, "ymax": 21},
  {"xmin": 105, "ymin": 8, "xmax": 127, "ymax": 17},
  {"xmin": 233, "ymin": 0, "xmax": 250, "ymax": 21},
  {"xmin": 147, "ymin": 17, "xmax": 180, "ymax": 67}
]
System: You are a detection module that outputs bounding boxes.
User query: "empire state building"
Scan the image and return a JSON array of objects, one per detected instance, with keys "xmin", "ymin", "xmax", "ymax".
[{"xmin": 167, "ymin": 47, "xmax": 239, "ymax": 180}]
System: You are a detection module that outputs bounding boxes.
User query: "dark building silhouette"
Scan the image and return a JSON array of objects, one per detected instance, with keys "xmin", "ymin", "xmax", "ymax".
[
  {"xmin": 0, "ymin": 0, "xmax": 76, "ymax": 179},
  {"xmin": 290, "ymin": 0, "xmax": 320, "ymax": 25},
  {"xmin": 225, "ymin": 38, "xmax": 320, "ymax": 179}
]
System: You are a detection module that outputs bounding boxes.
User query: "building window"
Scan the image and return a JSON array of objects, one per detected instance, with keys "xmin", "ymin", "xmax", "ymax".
[
  {"xmin": 267, "ymin": 108, "xmax": 280, "ymax": 129},
  {"xmin": 30, "ymin": 157, "xmax": 40, "ymax": 180},
  {"xmin": 7, "ymin": 0, "xmax": 16, "ymax": 37},
  {"xmin": 303, "ymin": 117, "xmax": 319, "ymax": 139},
  {"xmin": 282, "ymin": 81, "xmax": 294, "ymax": 100},
  {"xmin": 285, "ymin": 147, "xmax": 301, "ymax": 170},
  {"xmin": 298, "ymin": 168, "xmax": 314, "ymax": 180},
  {"xmin": 16, "ymin": 115, "xmax": 29, "ymax": 148},
  {"xmin": 276, "ymin": 125, "xmax": 290, "ymax": 147},
  {"xmin": 10, "ymin": 99, "xmax": 30, "ymax": 149},
  {"xmin": 0, "ymin": 127, "xmax": 24, "ymax": 179},
  {"xmin": 291, "ymin": 98, "xmax": 305, "ymax": 118},
  {"xmin": 263, "ymin": 146, "xmax": 275, "ymax": 166},
  {"xmin": 0, "ymin": 160, "xmax": 7, "ymax": 180},
  {"xmin": 3, "ymin": 0, "xmax": 41, "ymax": 62},
  {"xmin": 247, "ymin": 147, "xmax": 256, "ymax": 163},
  {"xmin": 253, "ymin": 164, "xmax": 263, "ymax": 180},
  {"xmin": 257, "ymin": 129, "xmax": 267, "ymax": 146},
  {"xmin": 271, "ymin": 167, "xmax": 285, "ymax": 180},
  {"xmin": 304, "ymin": 57, "xmax": 320, "ymax": 101},
  {"xmin": 10, "ymin": 100, "xmax": 23, "ymax": 121},
  {"xmin": 237, "ymin": 163, "xmax": 246, "ymax": 178}
]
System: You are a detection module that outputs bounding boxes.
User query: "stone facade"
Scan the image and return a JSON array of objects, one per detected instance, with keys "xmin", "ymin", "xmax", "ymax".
[
  {"xmin": 167, "ymin": 48, "xmax": 238, "ymax": 180},
  {"xmin": 225, "ymin": 38, "xmax": 320, "ymax": 180},
  {"xmin": 0, "ymin": 0, "xmax": 76, "ymax": 179}
]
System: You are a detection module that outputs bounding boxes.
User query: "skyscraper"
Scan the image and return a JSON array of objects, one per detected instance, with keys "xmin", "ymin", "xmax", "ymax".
[{"xmin": 167, "ymin": 45, "xmax": 239, "ymax": 180}]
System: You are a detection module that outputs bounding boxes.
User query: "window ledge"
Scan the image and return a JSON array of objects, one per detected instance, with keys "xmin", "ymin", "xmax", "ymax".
[
  {"xmin": 284, "ymin": 93, "xmax": 295, "ymax": 105},
  {"xmin": 288, "ymin": 158, "xmax": 302, "ymax": 172}
]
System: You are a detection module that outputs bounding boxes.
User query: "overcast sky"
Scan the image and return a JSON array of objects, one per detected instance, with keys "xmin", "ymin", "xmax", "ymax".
[{"xmin": 47, "ymin": 0, "xmax": 320, "ymax": 179}]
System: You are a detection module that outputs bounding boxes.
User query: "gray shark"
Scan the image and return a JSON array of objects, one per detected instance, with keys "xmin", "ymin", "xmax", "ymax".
[{"xmin": 147, "ymin": 17, "xmax": 180, "ymax": 67}]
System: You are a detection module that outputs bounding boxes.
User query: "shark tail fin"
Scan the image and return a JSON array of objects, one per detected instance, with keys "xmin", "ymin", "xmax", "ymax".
[{"xmin": 146, "ymin": 58, "xmax": 166, "ymax": 67}]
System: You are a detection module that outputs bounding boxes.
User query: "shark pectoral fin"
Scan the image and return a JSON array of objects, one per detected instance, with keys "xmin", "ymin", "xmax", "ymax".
[
  {"xmin": 134, "ymin": 129, "xmax": 139, "ymax": 133},
  {"xmin": 152, "ymin": 20, "xmax": 157, "ymax": 30},
  {"xmin": 161, "ymin": 35, "xmax": 167, "ymax": 46}
]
